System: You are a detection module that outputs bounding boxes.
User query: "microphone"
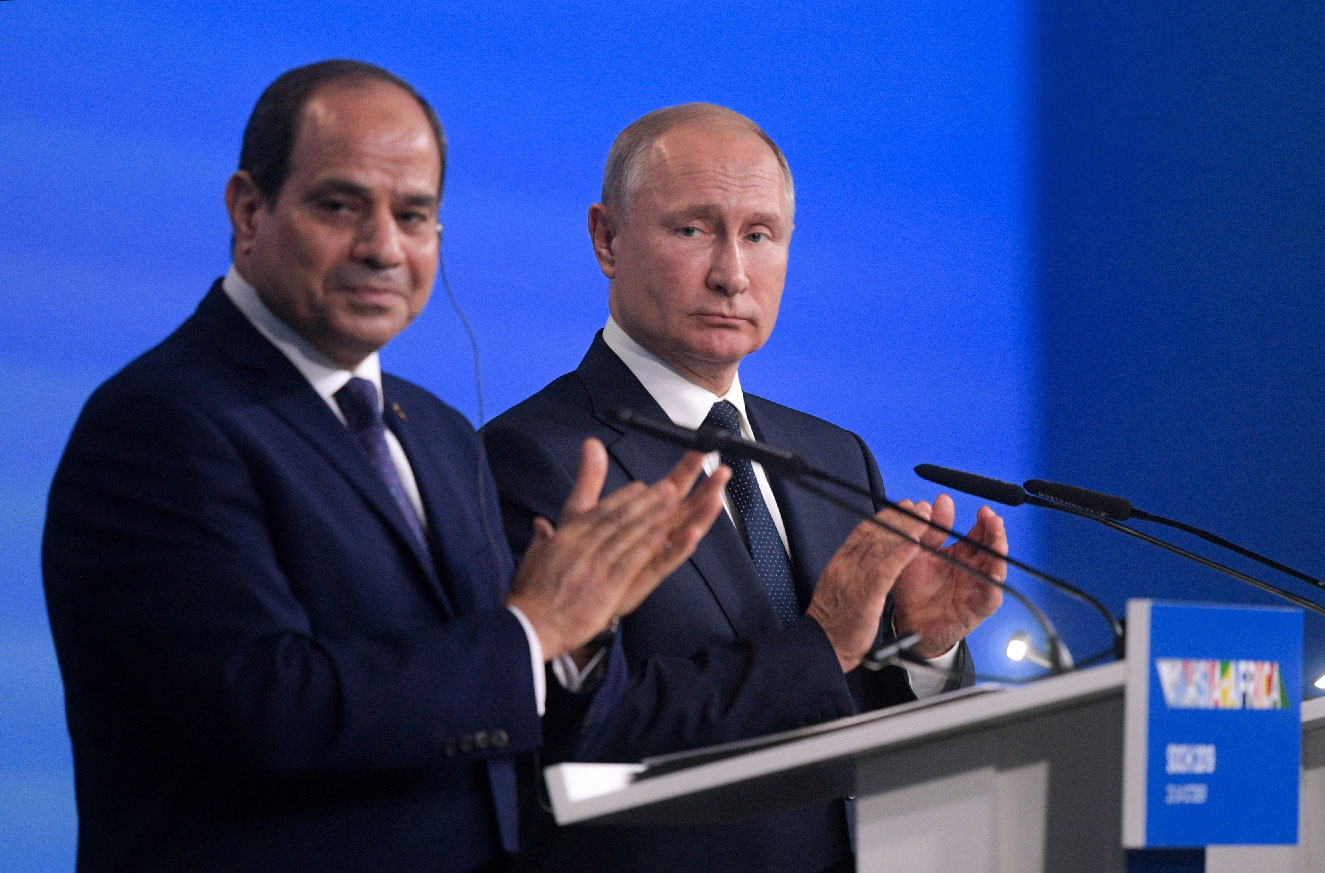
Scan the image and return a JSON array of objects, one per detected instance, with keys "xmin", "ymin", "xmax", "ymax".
[
  {"xmin": 1024, "ymin": 478, "xmax": 1324, "ymax": 591},
  {"xmin": 915, "ymin": 464, "xmax": 1032, "ymax": 508},
  {"xmin": 607, "ymin": 408, "xmax": 1076, "ymax": 673},
  {"xmin": 917, "ymin": 464, "xmax": 1325, "ymax": 619},
  {"xmin": 914, "ymin": 464, "xmax": 1125, "ymax": 661}
]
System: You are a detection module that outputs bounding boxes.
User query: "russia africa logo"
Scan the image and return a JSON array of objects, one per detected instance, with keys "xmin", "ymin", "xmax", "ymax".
[{"xmin": 1155, "ymin": 658, "xmax": 1289, "ymax": 710}]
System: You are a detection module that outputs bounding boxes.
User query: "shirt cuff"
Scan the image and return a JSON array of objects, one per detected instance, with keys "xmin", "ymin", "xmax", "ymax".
[
  {"xmin": 549, "ymin": 645, "xmax": 610, "ymax": 692},
  {"xmin": 507, "ymin": 605, "xmax": 546, "ymax": 716},
  {"xmin": 906, "ymin": 644, "xmax": 960, "ymax": 699}
]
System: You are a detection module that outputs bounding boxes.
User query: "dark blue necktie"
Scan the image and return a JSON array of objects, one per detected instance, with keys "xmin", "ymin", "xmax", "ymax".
[
  {"xmin": 704, "ymin": 400, "xmax": 799, "ymax": 627},
  {"xmin": 335, "ymin": 378, "xmax": 428, "ymax": 550}
]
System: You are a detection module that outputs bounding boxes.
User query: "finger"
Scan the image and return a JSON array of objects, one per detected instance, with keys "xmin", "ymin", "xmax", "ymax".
[
  {"xmin": 917, "ymin": 494, "xmax": 954, "ymax": 550},
  {"xmin": 648, "ymin": 466, "xmax": 730, "ymax": 575},
  {"xmin": 953, "ymin": 506, "xmax": 1008, "ymax": 571},
  {"xmin": 674, "ymin": 464, "xmax": 729, "ymax": 532},
  {"xmin": 563, "ymin": 438, "xmax": 610, "ymax": 519},
  {"xmin": 612, "ymin": 465, "xmax": 730, "ymax": 615},
  {"xmin": 557, "ymin": 485, "xmax": 673, "ymax": 586},
  {"xmin": 972, "ymin": 506, "xmax": 1008, "ymax": 580},
  {"xmin": 839, "ymin": 503, "xmax": 926, "ymax": 587},
  {"xmin": 573, "ymin": 476, "xmax": 682, "ymax": 582},
  {"xmin": 977, "ymin": 506, "xmax": 1008, "ymax": 552},
  {"xmin": 507, "ymin": 516, "xmax": 559, "ymax": 599},
  {"xmin": 873, "ymin": 504, "xmax": 927, "ymax": 564},
  {"xmin": 881, "ymin": 499, "xmax": 930, "ymax": 546},
  {"xmin": 532, "ymin": 516, "xmax": 556, "ymax": 545},
  {"xmin": 662, "ymin": 450, "xmax": 707, "ymax": 496}
]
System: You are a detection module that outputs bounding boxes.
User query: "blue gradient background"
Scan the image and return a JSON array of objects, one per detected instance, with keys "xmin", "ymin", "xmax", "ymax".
[{"xmin": 1, "ymin": 2, "xmax": 1319, "ymax": 868}]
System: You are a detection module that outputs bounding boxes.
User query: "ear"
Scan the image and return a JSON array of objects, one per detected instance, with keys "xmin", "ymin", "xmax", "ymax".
[
  {"xmin": 225, "ymin": 171, "xmax": 267, "ymax": 261},
  {"xmin": 587, "ymin": 203, "xmax": 618, "ymax": 279}
]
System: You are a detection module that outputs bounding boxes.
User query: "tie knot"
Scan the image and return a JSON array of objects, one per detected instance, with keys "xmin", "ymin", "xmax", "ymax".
[
  {"xmin": 704, "ymin": 400, "xmax": 743, "ymax": 434},
  {"xmin": 336, "ymin": 377, "xmax": 382, "ymax": 432}
]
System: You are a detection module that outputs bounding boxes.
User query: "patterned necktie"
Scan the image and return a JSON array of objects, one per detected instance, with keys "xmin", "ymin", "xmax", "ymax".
[
  {"xmin": 703, "ymin": 400, "xmax": 799, "ymax": 627},
  {"xmin": 335, "ymin": 378, "xmax": 428, "ymax": 551}
]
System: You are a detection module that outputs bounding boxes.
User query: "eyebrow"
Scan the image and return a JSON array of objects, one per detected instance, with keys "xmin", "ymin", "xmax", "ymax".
[
  {"xmin": 665, "ymin": 204, "xmax": 785, "ymax": 227},
  {"xmin": 307, "ymin": 178, "xmax": 439, "ymax": 210},
  {"xmin": 745, "ymin": 211, "xmax": 784, "ymax": 228}
]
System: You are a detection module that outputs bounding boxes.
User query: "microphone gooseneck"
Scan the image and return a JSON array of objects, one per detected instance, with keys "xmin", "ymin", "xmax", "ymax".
[{"xmin": 1024, "ymin": 478, "xmax": 1325, "ymax": 592}]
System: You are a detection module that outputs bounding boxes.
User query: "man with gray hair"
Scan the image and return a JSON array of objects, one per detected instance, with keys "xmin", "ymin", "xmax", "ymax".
[{"xmin": 482, "ymin": 103, "xmax": 1006, "ymax": 873}]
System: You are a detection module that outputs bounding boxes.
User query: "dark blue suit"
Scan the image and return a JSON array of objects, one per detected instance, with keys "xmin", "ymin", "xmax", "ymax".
[
  {"xmin": 482, "ymin": 335, "xmax": 970, "ymax": 873},
  {"xmin": 43, "ymin": 283, "xmax": 552, "ymax": 873}
]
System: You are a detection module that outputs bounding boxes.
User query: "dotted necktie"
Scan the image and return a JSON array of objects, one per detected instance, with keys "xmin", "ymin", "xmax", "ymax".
[
  {"xmin": 704, "ymin": 400, "xmax": 799, "ymax": 627},
  {"xmin": 335, "ymin": 378, "xmax": 428, "ymax": 551}
]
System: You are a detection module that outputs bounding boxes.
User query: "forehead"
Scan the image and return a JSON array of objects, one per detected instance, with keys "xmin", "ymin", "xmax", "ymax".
[
  {"xmin": 635, "ymin": 123, "xmax": 788, "ymax": 217},
  {"xmin": 286, "ymin": 80, "xmax": 441, "ymax": 193}
]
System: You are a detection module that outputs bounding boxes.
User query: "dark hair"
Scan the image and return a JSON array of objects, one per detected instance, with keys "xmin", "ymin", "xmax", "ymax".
[{"xmin": 238, "ymin": 59, "xmax": 447, "ymax": 201}]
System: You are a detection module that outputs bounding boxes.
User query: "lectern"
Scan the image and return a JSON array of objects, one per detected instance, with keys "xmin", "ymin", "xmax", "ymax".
[{"xmin": 547, "ymin": 662, "xmax": 1325, "ymax": 873}]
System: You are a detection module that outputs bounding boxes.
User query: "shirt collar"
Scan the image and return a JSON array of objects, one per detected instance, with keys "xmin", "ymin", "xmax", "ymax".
[
  {"xmin": 601, "ymin": 316, "xmax": 753, "ymax": 438},
  {"xmin": 222, "ymin": 265, "xmax": 383, "ymax": 420}
]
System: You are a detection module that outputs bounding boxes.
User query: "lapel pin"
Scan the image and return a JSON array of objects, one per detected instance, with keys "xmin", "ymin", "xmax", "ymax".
[{"xmin": 392, "ymin": 402, "xmax": 408, "ymax": 422}]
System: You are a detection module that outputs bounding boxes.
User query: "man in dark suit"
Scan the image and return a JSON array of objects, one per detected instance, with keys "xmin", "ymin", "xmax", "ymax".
[
  {"xmin": 42, "ymin": 63, "xmax": 727, "ymax": 873},
  {"xmin": 482, "ymin": 103, "xmax": 1007, "ymax": 872}
]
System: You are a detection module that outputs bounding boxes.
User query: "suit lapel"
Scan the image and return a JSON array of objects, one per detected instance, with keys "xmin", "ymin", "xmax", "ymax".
[
  {"xmin": 196, "ymin": 285, "xmax": 454, "ymax": 616},
  {"xmin": 577, "ymin": 336, "xmax": 782, "ymax": 637},
  {"xmin": 747, "ymin": 397, "xmax": 861, "ymax": 605},
  {"xmin": 385, "ymin": 395, "xmax": 493, "ymax": 616}
]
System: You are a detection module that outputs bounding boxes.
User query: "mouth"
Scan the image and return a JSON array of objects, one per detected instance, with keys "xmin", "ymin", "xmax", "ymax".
[
  {"xmin": 694, "ymin": 312, "xmax": 749, "ymax": 327},
  {"xmin": 341, "ymin": 284, "xmax": 406, "ymax": 307}
]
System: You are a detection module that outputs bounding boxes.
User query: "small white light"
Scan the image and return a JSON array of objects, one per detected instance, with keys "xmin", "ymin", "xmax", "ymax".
[
  {"xmin": 1005, "ymin": 630, "xmax": 1051, "ymax": 669},
  {"xmin": 1313, "ymin": 672, "xmax": 1325, "ymax": 691}
]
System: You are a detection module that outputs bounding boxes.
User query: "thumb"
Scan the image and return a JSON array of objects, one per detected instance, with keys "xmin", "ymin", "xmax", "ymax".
[
  {"xmin": 531, "ymin": 516, "xmax": 556, "ymax": 546},
  {"xmin": 563, "ymin": 438, "xmax": 609, "ymax": 518}
]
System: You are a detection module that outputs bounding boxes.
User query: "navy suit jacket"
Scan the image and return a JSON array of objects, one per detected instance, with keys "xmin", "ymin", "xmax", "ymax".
[
  {"xmin": 43, "ymin": 283, "xmax": 554, "ymax": 873},
  {"xmin": 482, "ymin": 335, "xmax": 971, "ymax": 873}
]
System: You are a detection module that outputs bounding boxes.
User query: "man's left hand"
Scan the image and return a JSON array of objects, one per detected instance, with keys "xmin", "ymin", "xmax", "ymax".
[{"xmin": 891, "ymin": 494, "xmax": 1005, "ymax": 659}]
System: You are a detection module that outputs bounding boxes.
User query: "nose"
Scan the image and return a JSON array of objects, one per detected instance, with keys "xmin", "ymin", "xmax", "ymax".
[
  {"xmin": 350, "ymin": 206, "xmax": 406, "ymax": 269},
  {"xmin": 706, "ymin": 235, "xmax": 749, "ymax": 297}
]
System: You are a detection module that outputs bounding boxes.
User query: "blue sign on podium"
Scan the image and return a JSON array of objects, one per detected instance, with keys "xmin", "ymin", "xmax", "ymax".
[{"xmin": 1122, "ymin": 599, "xmax": 1302, "ymax": 847}]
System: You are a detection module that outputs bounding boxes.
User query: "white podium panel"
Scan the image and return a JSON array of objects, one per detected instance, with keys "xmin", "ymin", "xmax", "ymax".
[
  {"xmin": 548, "ymin": 663, "xmax": 1128, "ymax": 873},
  {"xmin": 547, "ymin": 666, "xmax": 1324, "ymax": 873}
]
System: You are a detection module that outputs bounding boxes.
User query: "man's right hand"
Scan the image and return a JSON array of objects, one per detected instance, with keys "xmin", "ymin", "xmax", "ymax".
[
  {"xmin": 804, "ymin": 501, "xmax": 931, "ymax": 672},
  {"xmin": 506, "ymin": 438, "xmax": 729, "ymax": 660}
]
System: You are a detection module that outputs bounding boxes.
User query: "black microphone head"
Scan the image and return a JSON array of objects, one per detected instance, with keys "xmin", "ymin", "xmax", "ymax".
[
  {"xmin": 914, "ymin": 464, "xmax": 1028, "ymax": 507},
  {"xmin": 1023, "ymin": 479, "xmax": 1133, "ymax": 521}
]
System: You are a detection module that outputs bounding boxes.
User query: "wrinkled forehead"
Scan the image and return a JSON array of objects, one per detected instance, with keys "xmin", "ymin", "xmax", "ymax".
[{"xmin": 635, "ymin": 123, "xmax": 792, "ymax": 216}]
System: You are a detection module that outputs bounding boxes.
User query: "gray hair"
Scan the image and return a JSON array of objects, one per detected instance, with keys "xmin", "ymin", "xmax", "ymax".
[{"xmin": 600, "ymin": 103, "xmax": 794, "ymax": 219}]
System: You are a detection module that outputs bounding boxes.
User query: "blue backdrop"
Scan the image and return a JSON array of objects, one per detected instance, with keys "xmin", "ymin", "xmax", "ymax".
[{"xmin": 2, "ymin": 2, "xmax": 1318, "ymax": 868}]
